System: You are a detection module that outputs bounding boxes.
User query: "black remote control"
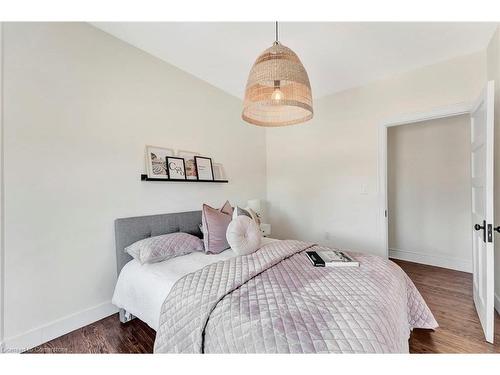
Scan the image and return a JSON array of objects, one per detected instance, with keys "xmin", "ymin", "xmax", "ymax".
[{"xmin": 306, "ymin": 251, "xmax": 325, "ymax": 267}]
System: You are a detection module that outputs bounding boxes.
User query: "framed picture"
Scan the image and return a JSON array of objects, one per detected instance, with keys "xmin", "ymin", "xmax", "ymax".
[
  {"xmin": 177, "ymin": 150, "xmax": 200, "ymax": 180},
  {"xmin": 145, "ymin": 146, "xmax": 173, "ymax": 179},
  {"xmin": 194, "ymin": 156, "xmax": 214, "ymax": 181},
  {"xmin": 166, "ymin": 157, "xmax": 187, "ymax": 180},
  {"xmin": 212, "ymin": 163, "xmax": 226, "ymax": 180}
]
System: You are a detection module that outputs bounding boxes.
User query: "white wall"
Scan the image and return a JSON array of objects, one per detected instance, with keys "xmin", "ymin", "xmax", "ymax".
[
  {"xmin": 387, "ymin": 115, "xmax": 472, "ymax": 272},
  {"xmin": 486, "ymin": 25, "xmax": 500, "ymax": 312},
  {"xmin": 0, "ymin": 22, "xmax": 4, "ymax": 350},
  {"xmin": 1, "ymin": 23, "xmax": 266, "ymax": 350},
  {"xmin": 266, "ymin": 51, "xmax": 486, "ymax": 257}
]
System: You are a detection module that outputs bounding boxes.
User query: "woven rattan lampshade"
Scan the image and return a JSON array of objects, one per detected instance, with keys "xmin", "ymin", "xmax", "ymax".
[{"xmin": 242, "ymin": 38, "xmax": 313, "ymax": 127}]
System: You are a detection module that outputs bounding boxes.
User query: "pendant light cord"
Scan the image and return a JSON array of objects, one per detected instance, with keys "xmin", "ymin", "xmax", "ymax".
[{"xmin": 275, "ymin": 21, "xmax": 279, "ymax": 44}]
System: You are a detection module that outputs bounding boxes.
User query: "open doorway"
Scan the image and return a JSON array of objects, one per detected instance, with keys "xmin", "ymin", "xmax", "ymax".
[
  {"xmin": 387, "ymin": 114, "xmax": 472, "ymax": 272},
  {"xmin": 378, "ymin": 82, "xmax": 495, "ymax": 343}
]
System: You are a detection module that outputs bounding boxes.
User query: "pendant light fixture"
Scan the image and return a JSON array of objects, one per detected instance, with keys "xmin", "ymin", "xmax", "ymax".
[{"xmin": 242, "ymin": 22, "xmax": 313, "ymax": 127}]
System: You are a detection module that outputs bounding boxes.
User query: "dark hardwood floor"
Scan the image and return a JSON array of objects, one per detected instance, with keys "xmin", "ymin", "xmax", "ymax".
[
  {"xmin": 392, "ymin": 259, "xmax": 500, "ymax": 353},
  {"xmin": 28, "ymin": 313, "xmax": 156, "ymax": 354},
  {"xmin": 28, "ymin": 259, "xmax": 500, "ymax": 354}
]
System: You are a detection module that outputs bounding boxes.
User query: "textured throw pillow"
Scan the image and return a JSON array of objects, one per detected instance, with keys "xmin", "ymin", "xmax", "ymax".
[
  {"xmin": 220, "ymin": 200, "xmax": 234, "ymax": 216},
  {"xmin": 202, "ymin": 203, "xmax": 233, "ymax": 254},
  {"xmin": 246, "ymin": 207, "xmax": 261, "ymax": 225},
  {"xmin": 125, "ymin": 232, "xmax": 204, "ymax": 264},
  {"xmin": 226, "ymin": 216, "xmax": 262, "ymax": 256},
  {"xmin": 232, "ymin": 206, "xmax": 253, "ymax": 220},
  {"xmin": 233, "ymin": 206, "xmax": 260, "ymax": 225}
]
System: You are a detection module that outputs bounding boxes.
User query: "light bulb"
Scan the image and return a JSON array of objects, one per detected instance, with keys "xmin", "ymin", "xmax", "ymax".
[{"xmin": 271, "ymin": 88, "xmax": 284, "ymax": 102}]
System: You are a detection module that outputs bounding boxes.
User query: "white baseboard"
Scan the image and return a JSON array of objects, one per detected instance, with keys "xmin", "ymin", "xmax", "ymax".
[
  {"xmin": 389, "ymin": 248, "xmax": 472, "ymax": 273},
  {"xmin": 2, "ymin": 301, "xmax": 117, "ymax": 353},
  {"xmin": 495, "ymin": 293, "xmax": 500, "ymax": 315}
]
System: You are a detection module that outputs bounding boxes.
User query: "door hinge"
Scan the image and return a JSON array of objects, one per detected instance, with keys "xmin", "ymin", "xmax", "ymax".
[
  {"xmin": 488, "ymin": 224, "xmax": 493, "ymax": 243},
  {"xmin": 385, "ymin": 210, "xmax": 387, "ymax": 218}
]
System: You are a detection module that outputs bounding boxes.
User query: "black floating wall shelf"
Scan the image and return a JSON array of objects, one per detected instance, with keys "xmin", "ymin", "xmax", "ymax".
[{"xmin": 140, "ymin": 174, "xmax": 228, "ymax": 183}]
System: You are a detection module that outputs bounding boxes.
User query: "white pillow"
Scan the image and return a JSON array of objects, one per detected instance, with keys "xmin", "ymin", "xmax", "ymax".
[{"xmin": 226, "ymin": 216, "xmax": 262, "ymax": 256}]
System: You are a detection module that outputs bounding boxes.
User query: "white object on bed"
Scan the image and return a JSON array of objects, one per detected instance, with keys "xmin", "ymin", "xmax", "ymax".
[
  {"xmin": 226, "ymin": 216, "xmax": 261, "ymax": 256},
  {"xmin": 112, "ymin": 237, "xmax": 278, "ymax": 330}
]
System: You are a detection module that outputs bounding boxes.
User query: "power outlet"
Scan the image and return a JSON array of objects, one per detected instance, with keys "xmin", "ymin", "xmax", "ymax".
[{"xmin": 260, "ymin": 223, "xmax": 271, "ymax": 237}]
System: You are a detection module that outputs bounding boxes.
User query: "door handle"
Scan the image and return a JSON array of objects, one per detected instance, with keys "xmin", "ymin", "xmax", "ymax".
[
  {"xmin": 474, "ymin": 220, "xmax": 487, "ymax": 242},
  {"xmin": 474, "ymin": 223, "xmax": 485, "ymax": 231}
]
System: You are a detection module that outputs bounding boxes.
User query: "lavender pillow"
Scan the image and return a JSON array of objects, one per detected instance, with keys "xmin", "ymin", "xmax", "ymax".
[
  {"xmin": 125, "ymin": 232, "xmax": 204, "ymax": 264},
  {"xmin": 220, "ymin": 200, "xmax": 234, "ymax": 216},
  {"xmin": 198, "ymin": 200, "xmax": 233, "ymax": 239},
  {"xmin": 202, "ymin": 203, "xmax": 232, "ymax": 254}
]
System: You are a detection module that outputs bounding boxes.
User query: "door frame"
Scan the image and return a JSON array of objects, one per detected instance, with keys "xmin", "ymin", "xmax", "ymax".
[{"xmin": 377, "ymin": 101, "xmax": 473, "ymax": 259}]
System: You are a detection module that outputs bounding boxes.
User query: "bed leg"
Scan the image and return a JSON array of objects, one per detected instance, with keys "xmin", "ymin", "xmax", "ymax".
[{"xmin": 119, "ymin": 308, "xmax": 135, "ymax": 324}]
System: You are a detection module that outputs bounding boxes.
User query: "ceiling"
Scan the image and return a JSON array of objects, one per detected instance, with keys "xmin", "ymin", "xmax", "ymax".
[{"xmin": 91, "ymin": 22, "xmax": 497, "ymax": 99}]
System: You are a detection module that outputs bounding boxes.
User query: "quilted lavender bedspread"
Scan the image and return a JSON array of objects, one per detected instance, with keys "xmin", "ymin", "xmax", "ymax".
[{"xmin": 154, "ymin": 240, "xmax": 437, "ymax": 353}]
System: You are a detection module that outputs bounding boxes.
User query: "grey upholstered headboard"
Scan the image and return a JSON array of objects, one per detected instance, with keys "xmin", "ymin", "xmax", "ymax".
[{"xmin": 114, "ymin": 210, "xmax": 203, "ymax": 275}]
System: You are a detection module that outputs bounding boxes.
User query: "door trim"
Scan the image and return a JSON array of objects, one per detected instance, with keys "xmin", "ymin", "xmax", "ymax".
[{"xmin": 377, "ymin": 102, "xmax": 473, "ymax": 258}]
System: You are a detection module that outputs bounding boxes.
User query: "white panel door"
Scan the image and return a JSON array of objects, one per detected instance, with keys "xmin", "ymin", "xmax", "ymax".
[{"xmin": 470, "ymin": 80, "xmax": 495, "ymax": 343}]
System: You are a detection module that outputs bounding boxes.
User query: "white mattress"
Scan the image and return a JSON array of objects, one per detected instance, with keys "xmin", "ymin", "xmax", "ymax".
[{"xmin": 112, "ymin": 238, "xmax": 278, "ymax": 330}]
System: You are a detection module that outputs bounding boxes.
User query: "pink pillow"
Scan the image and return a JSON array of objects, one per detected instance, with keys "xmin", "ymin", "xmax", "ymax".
[
  {"xmin": 202, "ymin": 203, "xmax": 232, "ymax": 254},
  {"xmin": 220, "ymin": 200, "xmax": 234, "ymax": 216}
]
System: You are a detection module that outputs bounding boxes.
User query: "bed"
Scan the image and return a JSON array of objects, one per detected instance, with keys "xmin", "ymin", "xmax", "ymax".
[{"xmin": 112, "ymin": 210, "xmax": 438, "ymax": 354}]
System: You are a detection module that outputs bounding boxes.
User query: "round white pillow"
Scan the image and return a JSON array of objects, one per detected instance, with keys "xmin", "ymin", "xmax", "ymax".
[{"xmin": 226, "ymin": 216, "xmax": 262, "ymax": 256}]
